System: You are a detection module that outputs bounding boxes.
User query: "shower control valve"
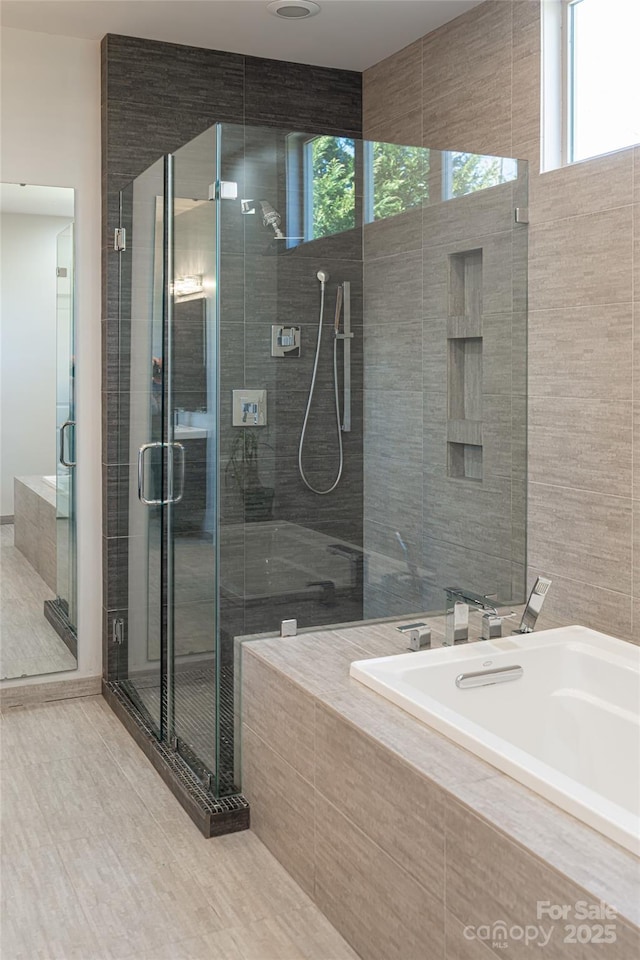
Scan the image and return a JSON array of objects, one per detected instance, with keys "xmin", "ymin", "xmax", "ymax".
[
  {"xmin": 232, "ymin": 389, "xmax": 267, "ymax": 427},
  {"xmin": 271, "ymin": 325, "xmax": 301, "ymax": 358},
  {"xmin": 242, "ymin": 402, "xmax": 258, "ymax": 424}
]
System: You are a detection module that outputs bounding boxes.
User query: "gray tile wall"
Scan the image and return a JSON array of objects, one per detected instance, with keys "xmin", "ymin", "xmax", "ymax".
[
  {"xmin": 363, "ymin": 0, "xmax": 640, "ymax": 642},
  {"xmin": 361, "ymin": 155, "xmax": 526, "ymax": 614},
  {"xmin": 218, "ymin": 202, "xmax": 364, "ymax": 641},
  {"xmin": 101, "ymin": 34, "xmax": 363, "ymax": 678}
]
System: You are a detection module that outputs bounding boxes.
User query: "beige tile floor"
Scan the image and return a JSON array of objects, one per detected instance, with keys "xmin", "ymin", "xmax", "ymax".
[
  {"xmin": 0, "ymin": 525, "xmax": 76, "ymax": 679},
  {"xmin": 0, "ymin": 695, "xmax": 359, "ymax": 960}
]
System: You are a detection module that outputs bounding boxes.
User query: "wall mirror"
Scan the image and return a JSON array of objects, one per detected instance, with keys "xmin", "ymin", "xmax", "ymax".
[{"xmin": 0, "ymin": 182, "xmax": 78, "ymax": 679}]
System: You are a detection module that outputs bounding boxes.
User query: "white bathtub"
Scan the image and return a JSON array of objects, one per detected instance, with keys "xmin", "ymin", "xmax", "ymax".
[{"xmin": 350, "ymin": 625, "xmax": 640, "ymax": 854}]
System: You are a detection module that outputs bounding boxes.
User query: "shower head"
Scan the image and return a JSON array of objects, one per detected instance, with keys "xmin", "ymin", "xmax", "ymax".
[
  {"xmin": 317, "ymin": 270, "xmax": 330, "ymax": 284},
  {"xmin": 258, "ymin": 200, "xmax": 284, "ymax": 238},
  {"xmin": 241, "ymin": 198, "xmax": 284, "ymax": 238}
]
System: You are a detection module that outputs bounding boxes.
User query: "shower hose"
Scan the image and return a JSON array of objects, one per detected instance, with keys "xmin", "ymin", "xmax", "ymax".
[{"xmin": 298, "ymin": 272, "xmax": 344, "ymax": 495}]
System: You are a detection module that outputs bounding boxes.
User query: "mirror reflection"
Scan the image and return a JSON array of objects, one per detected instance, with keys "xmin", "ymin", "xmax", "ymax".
[{"xmin": 0, "ymin": 182, "xmax": 78, "ymax": 679}]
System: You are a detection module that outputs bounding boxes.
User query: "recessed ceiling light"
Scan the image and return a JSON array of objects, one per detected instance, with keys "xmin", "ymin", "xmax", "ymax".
[{"xmin": 267, "ymin": 1, "xmax": 321, "ymax": 20}]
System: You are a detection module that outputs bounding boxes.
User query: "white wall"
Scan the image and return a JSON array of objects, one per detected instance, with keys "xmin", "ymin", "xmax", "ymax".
[
  {"xmin": 0, "ymin": 27, "xmax": 102, "ymax": 682},
  {"xmin": 0, "ymin": 212, "xmax": 72, "ymax": 515}
]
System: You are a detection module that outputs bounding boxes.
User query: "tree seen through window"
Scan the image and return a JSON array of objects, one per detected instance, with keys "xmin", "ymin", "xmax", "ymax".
[{"xmin": 307, "ymin": 136, "xmax": 517, "ymax": 239}]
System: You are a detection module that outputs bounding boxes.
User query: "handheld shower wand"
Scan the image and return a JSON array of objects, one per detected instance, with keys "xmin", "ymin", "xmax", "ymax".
[
  {"xmin": 298, "ymin": 271, "xmax": 344, "ymax": 495},
  {"xmin": 333, "ymin": 284, "xmax": 343, "ymax": 334}
]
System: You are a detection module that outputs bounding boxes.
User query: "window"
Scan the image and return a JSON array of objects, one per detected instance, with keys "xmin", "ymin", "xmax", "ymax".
[
  {"xmin": 566, "ymin": 0, "xmax": 640, "ymax": 162},
  {"xmin": 442, "ymin": 153, "xmax": 518, "ymax": 200},
  {"xmin": 291, "ymin": 135, "xmax": 428, "ymax": 241},
  {"xmin": 288, "ymin": 138, "xmax": 517, "ymax": 245},
  {"xmin": 304, "ymin": 136, "xmax": 355, "ymax": 241},
  {"xmin": 544, "ymin": 0, "xmax": 640, "ymax": 168},
  {"xmin": 364, "ymin": 142, "xmax": 428, "ymax": 221}
]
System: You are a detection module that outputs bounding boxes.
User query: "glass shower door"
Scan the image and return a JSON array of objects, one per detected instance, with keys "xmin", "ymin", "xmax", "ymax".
[
  {"xmin": 169, "ymin": 126, "xmax": 220, "ymax": 789},
  {"xmin": 55, "ymin": 223, "xmax": 77, "ymax": 629},
  {"xmin": 119, "ymin": 133, "xmax": 223, "ymax": 791},
  {"xmin": 121, "ymin": 157, "xmax": 170, "ymax": 738}
]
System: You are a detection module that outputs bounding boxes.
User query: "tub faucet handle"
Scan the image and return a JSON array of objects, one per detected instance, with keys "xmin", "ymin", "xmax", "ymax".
[
  {"xmin": 397, "ymin": 621, "xmax": 432, "ymax": 651},
  {"xmin": 444, "ymin": 587, "xmax": 498, "ymax": 645},
  {"xmin": 445, "ymin": 600, "xmax": 469, "ymax": 645},
  {"xmin": 481, "ymin": 610, "xmax": 518, "ymax": 640},
  {"xmin": 481, "ymin": 612, "xmax": 503, "ymax": 640}
]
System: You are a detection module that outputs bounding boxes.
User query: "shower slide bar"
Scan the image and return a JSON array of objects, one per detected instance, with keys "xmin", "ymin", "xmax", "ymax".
[{"xmin": 335, "ymin": 280, "xmax": 352, "ymax": 433}]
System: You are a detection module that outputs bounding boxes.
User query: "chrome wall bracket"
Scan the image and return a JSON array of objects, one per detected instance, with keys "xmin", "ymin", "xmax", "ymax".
[{"xmin": 114, "ymin": 227, "xmax": 126, "ymax": 251}]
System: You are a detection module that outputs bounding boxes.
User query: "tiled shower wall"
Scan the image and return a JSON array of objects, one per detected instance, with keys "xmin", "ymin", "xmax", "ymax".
[
  {"xmin": 363, "ymin": 0, "xmax": 640, "ymax": 641},
  {"xmin": 216, "ymin": 129, "xmax": 364, "ymax": 640},
  {"xmin": 101, "ymin": 34, "xmax": 362, "ymax": 677},
  {"xmin": 362, "ymin": 166, "xmax": 527, "ymax": 617}
]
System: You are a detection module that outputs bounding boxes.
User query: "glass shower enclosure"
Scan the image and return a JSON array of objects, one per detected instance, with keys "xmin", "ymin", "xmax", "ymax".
[{"xmin": 116, "ymin": 121, "xmax": 527, "ymax": 803}]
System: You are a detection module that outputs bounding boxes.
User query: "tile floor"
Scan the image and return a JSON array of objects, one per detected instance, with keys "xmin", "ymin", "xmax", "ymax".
[
  {"xmin": 0, "ymin": 695, "xmax": 359, "ymax": 960},
  {"xmin": 0, "ymin": 525, "xmax": 76, "ymax": 680}
]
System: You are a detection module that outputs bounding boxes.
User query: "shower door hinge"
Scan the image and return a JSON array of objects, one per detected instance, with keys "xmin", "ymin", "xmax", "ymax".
[
  {"xmin": 112, "ymin": 617, "xmax": 125, "ymax": 645},
  {"xmin": 114, "ymin": 227, "xmax": 126, "ymax": 251},
  {"xmin": 208, "ymin": 181, "xmax": 238, "ymax": 201},
  {"xmin": 514, "ymin": 207, "xmax": 529, "ymax": 224}
]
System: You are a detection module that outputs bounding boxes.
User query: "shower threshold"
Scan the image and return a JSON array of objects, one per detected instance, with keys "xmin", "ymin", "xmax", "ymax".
[{"xmin": 103, "ymin": 680, "xmax": 249, "ymax": 837}]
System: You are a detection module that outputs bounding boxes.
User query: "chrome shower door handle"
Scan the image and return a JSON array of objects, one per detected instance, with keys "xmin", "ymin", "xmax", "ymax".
[
  {"xmin": 137, "ymin": 442, "xmax": 165, "ymax": 505},
  {"xmin": 59, "ymin": 420, "xmax": 76, "ymax": 467},
  {"xmin": 137, "ymin": 441, "xmax": 186, "ymax": 505},
  {"xmin": 170, "ymin": 442, "xmax": 186, "ymax": 504}
]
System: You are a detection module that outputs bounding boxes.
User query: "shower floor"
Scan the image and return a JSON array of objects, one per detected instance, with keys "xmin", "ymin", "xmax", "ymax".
[
  {"xmin": 123, "ymin": 518, "xmax": 363, "ymax": 795},
  {"xmin": 121, "ymin": 658, "xmax": 236, "ymax": 792}
]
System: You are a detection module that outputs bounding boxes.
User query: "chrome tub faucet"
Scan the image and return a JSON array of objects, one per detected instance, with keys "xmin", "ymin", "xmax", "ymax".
[
  {"xmin": 444, "ymin": 578, "xmax": 552, "ymax": 645},
  {"xmin": 444, "ymin": 588, "xmax": 499, "ymax": 645}
]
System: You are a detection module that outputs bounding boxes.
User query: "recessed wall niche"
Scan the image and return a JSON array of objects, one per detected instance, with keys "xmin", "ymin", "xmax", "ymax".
[{"xmin": 447, "ymin": 248, "xmax": 483, "ymax": 481}]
